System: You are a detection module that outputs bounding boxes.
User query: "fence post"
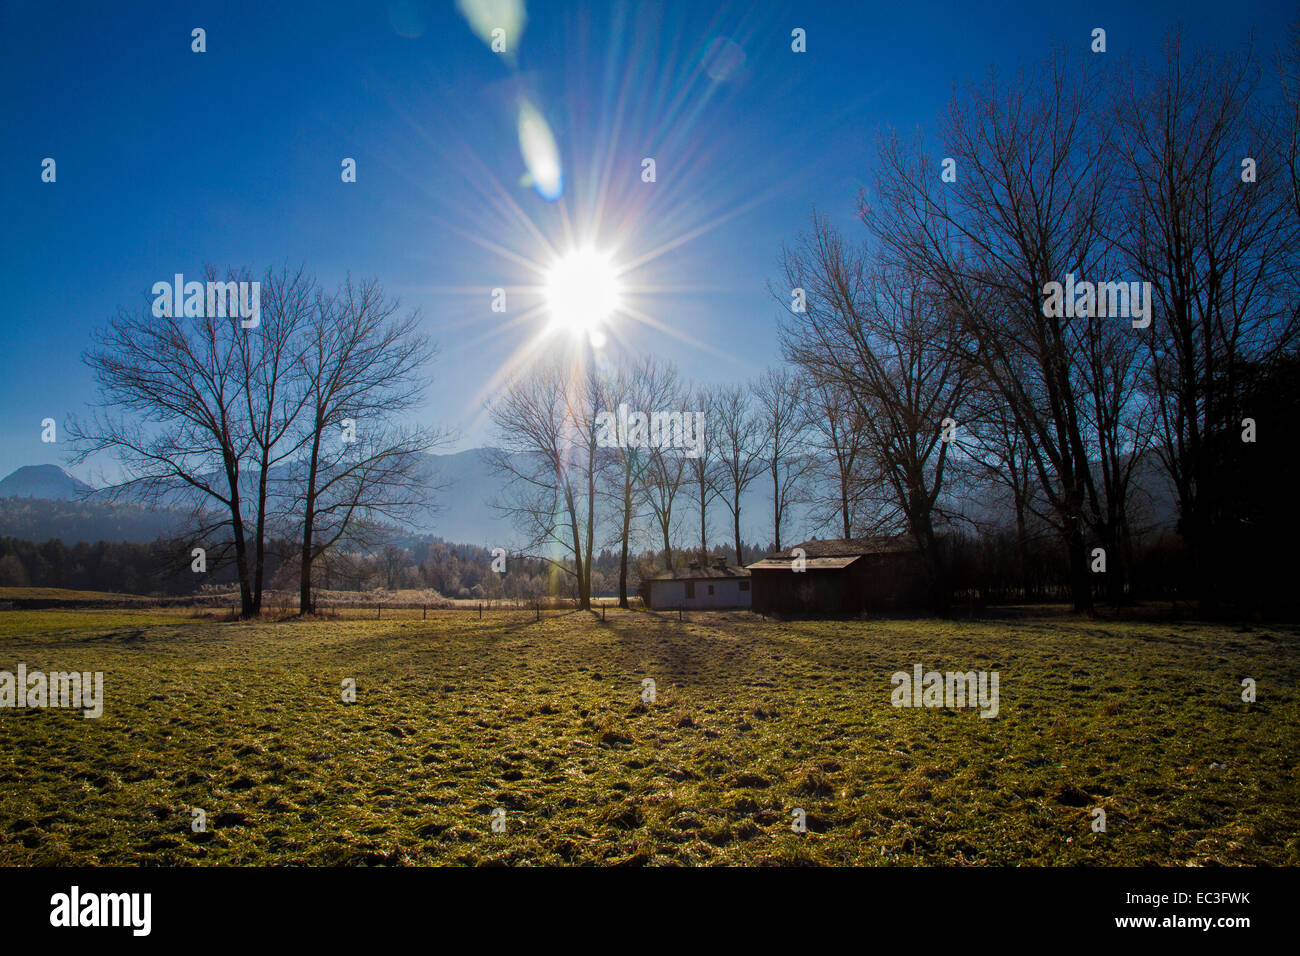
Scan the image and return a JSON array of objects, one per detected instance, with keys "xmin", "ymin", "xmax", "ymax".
[
  {"xmin": 423, "ymin": 604, "xmax": 427, "ymax": 620},
  {"xmin": 377, "ymin": 604, "xmax": 381, "ymax": 620},
  {"xmin": 478, "ymin": 602, "xmax": 482, "ymax": 620},
  {"xmin": 602, "ymin": 603, "xmax": 605, "ymax": 621}
]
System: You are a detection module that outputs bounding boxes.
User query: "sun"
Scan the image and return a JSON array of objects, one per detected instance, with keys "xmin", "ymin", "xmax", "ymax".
[{"xmin": 543, "ymin": 248, "xmax": 622, "ymax": 342}]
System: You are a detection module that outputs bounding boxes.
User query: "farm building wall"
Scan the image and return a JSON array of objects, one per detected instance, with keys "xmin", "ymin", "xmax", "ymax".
[
  {"xmin": 646, "ymin": 577, "xmax": 751, "ymax": 610},
  {"xmin": 751, "ymin": 553, "xmax": 927, "ymax": 614}
]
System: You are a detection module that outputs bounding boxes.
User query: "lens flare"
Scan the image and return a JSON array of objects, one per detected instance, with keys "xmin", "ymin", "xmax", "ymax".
[
  {"xmin": 517, "ymin": 100, "xmax": 563, "ymax": 201},
  {"xmin": 456, "ymin": 0, "xmax": 527, "ymax": 56},
  {"xmin": 703, "ymin": 37, "xmax": 746, "ymax": 82}
]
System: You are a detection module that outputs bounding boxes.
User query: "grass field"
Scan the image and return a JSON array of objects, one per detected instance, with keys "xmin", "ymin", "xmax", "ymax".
[
  {"xmin": 1, "ymin": 606, "xmax": 1297, "ymax": 865},
  {"xmin": 0, "ymin": 587, "xmax": 151, "ymax": 603}
]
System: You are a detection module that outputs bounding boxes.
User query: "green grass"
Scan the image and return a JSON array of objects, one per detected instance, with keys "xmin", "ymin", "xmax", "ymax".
[
  {"xmin": 0, "ymin": 607, "xmax": 1296, "ymax": 865},
  {"xmin": 0, "ymin": 587, "xmax": 148, "ymax": 602}
]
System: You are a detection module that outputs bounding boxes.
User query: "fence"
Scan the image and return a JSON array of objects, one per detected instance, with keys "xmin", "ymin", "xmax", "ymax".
[{"xmin": 282, "ymin": 598, "xmax": 631, "ymax": 622}]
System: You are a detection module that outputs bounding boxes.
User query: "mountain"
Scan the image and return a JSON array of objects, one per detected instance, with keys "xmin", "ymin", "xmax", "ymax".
[
  {"xmin": 2, "ymin": 450, "xmax": 1178, "ymax": 552},
  {"xmin": 0, "ymin": 464, "xmax": 94, "ymax": 500},
  {"xmin": 412, "ymin": 447, "xmax": 790, "ymax": 549},
  {"xmin": 417, "ymin": 448, "xmax": 515, "ymax": 546},
  {"xmin": 0, "ymin": 452, "xmax": 815, "ymax": 550},
  {"xmin": 0, "ymin": 465, "xmax": 186, "ymax": 542}
]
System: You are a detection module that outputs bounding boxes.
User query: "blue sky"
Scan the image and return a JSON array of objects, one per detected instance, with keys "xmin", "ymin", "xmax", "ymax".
[{"xmin": 1, "ymin": 0, "xmax": 1294, "ymax": 479}]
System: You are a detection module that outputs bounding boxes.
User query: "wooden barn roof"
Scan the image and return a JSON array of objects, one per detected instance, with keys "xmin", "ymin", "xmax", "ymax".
[
  {"xmin": 747, "ymin": 555, "xmax": 862, "ymax": 571},
  {"xmin": 759, "ymin": 535, "xmax": 919, "ymax": 561},
  {"xmin": 644, "ymin": 564, "xmax": 751, "ymax": 582}
]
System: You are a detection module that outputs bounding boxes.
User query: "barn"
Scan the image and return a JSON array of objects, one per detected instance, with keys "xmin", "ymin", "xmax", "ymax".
[
  {"xmin": 745, "ymin": 536, "xmax": 927, "ymax": 614},
  {"xmin": 641, "ymin": 557, "xmax": 752, "ymax": 610}
]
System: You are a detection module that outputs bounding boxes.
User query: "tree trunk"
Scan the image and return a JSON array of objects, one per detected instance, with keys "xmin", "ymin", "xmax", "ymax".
[
  {"xmin": 771, "ymin": 462, "xmax": 782, "ymax": 552},
  {"xmin": 733, "ymin": 499, "xmax": 743, "ymax": 567},
  {"xmin": 912, "ymin": 509, "xmax": 948, "ymax": 615},
  {"xmin": 699, "ymin": 475, "xmax": 708, "ymax": 560},
  {"xmin": 232, "ymin": 525, "xmax": 254, "ymax": 618},
  {"xmin": 1066, "ymin": 522, "xmax": 1093, "ymax": 613},
  {"xmin": 583, "ymin": 447, "xmax": 595, "ymax": 611},
  {"xmin": 299, "ymin": 515, "xmax": 313, "ymax": 614},
  {"xmin": 252, "ymin": 450, "xmax": 269, "ymax": 615},
  {"xmin": 841, "ymin": 479, "xmax": 851, "ymax": 540},
  {"xmin": 567, "ymin": 492, "xmax": 585, "ymax": 610},
  {"xmin": 1014, "ymin": 501, "xmax": 1030, "ymax": 601},
  {"xmin": 299, "ymin": 431, "xmax": 323, "ymax": 615},
  {"xmin": 618, "ymin": 496, "xmax": 631, "ymax": 609},
  {"xmin": 224, "ymin": 455, "xmax": 256, "ymax": 619}
]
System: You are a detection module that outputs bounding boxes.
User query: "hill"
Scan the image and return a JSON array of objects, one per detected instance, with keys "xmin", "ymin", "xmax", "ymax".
[
  {"xmin": 0, "ymin": 464, "xmax": 94, "ymax": 500},
  {"xmin": 0, "ymin": 451, "xmax": 794, "ymax": 549}
]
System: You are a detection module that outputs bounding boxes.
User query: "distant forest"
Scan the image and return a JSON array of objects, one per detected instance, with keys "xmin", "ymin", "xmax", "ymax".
[
  {"xmin": 0, "ymin": 498, "xmax": 180, "ymax": 544},
  {"xmin": 0, "ymin": 534, "xmax": 765, "ymax": 602}
]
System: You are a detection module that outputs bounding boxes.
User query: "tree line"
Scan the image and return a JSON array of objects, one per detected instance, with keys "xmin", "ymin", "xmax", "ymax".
[
  {"xmin": 487, "ymin": 355, "xmax": 820, "ymax": 610},
  {"xmin": 488, "ymin": 29, "xmax": 1300, "ymax": 616},
  {"xmin": 772, "ymin": 32, "xmax": 1300, "ymax": 614},
  {"xmin": 0, "ymin": 532, "xmax": 763, "ymax": 606}
]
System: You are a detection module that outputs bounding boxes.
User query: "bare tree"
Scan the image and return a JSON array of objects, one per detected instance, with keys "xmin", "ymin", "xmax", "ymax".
[
  {"xmin": 1280, "ymin": 19, "xmax": 1300, "ymax": 223},
  {"xmin": 629, "ymin": 362, "xmax": 691, "ymax": 576},
  {"xmin": 710, "ymin": 383, "xmax": 763, "ymax": 565},
  {"xmin": 865, "ymin": 53, "xmax": 1115, "ymax": 611},
  {"xmin": 239, "ymin": 264, "xmax": 314, "ymax": 612},
  {"xmin": 1112, "ymin": 36, "xmax": 1300, "ymax": 607},
  {"xmin": 752, "ymin": 366, "xmax": 811, "ymax": 551},
  {"xmin": 489, "ymin": 355, "xmax": 601, "ymax": 609},
  {"xmin": 1075, "ymin": 296, "xmax": 1156, "ymax": 602},
  {"xmin": 644, "ymin": 442, "xmax": 689, "ymax": 572},
  {"xmin": 598, "ymin": 356, "xmax": 680, "ymax": 604},
  {"xmin": 72, "ymin": 267, "xmax": 266, "ymax": 617},
  {"xmin": 960, "ymin": 390, "xmax": 1039, "ymax": 599},
  {"xmin": 294, "ymin": 277, "xmax": 444, "ymax": 614},
  {"xmin": 779, "ymin": 214, "xmax": 971, "ymax": 608},
  {"xmin": 380, "ymin": 545, "xmax": 409, "ymax": 591},
  {"xmin": 802, "ymin": 378, "xmax": 870, "ymax": 539},
  {"xmin": 685, "ymin": 385, "xmax": 723, "ymax": 561}
]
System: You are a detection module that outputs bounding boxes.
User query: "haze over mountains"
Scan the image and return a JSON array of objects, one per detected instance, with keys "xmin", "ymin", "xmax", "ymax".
[
  {"xmin": 0, "ymin": 451, "xmax": 1179, "ymax": 551},
  {"xmin": 0, "ymin": 451, "xmax": 791, "ymax": 548}
]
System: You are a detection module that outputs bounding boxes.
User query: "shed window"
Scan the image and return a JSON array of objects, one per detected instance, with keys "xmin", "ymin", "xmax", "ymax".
[
  {"xmin": 707, "ymin": 584, "xmax": 714, "ymax": 595},
  {"xmin": 685, "ymin": 581, "xmax": 695, "ymax": 598},
  {"xmin": 739, "ymin": 580, "xmax": 750, "ymax": 591}
]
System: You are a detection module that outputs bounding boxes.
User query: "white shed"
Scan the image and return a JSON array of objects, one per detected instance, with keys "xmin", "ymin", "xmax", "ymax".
[{"xmin": 641, "ymin": 558, "xmax": 752, "ymax": 610}]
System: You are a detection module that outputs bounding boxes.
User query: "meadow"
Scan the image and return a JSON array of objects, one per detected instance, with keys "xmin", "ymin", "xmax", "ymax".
[{"xmin": 0, "ymin": 602, "xmax": 1296, "ymax": 865}]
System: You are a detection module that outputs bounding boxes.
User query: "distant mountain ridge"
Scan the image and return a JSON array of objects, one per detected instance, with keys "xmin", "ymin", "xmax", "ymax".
[
  {"xmin": 0, "ymin": 450, "xmax": 787, "ymax": 548},
  {"xmin": 0, "ymin": 451, "xmax": 1176, "ymax": 551},
  {"xmin": 0, "ymin": 451, "xmax": 546, "ymax": 546},
  {"xmin": 0, "ymin": 464, "xmax": 94, "ymax": 500}
]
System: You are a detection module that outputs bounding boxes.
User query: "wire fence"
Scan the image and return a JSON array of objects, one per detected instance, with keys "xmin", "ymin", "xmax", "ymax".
[
  {"xmin": 0, "ymin": 593, "xmax": 645, "ymax": 621},
  {"xmin": 263, "ymin": 598, "xmax": 635, "ymax": 622}
]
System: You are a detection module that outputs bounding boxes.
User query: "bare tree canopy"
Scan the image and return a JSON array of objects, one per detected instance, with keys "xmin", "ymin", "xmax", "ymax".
[
  {"xmin": 779, "ymin": 213, "xmax": 971, "ymax": 609},
  {"xmin": 293, "ymin": 275, "xmax": 448, "ymax": 614},
  {"xmin": 488, "ymin": 354, "xmax": 601, "ymax": 609},
  {"xmin": 72, "ymin": 266, "xmax": 448, "ymax": 617}
]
